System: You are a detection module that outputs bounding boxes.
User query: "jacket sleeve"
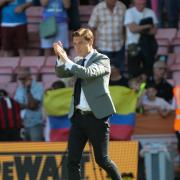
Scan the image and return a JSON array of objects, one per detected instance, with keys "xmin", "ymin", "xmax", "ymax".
[
  {"xmin": 55, "ymin": 64, "xmax": 74, "ymax": 78},
  {"xmin": 70, "ymin": 55, "xmax": 110, "ymax": 79}
]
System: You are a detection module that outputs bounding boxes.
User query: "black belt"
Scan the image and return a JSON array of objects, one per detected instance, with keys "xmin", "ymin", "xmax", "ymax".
[{"xmin": 76, "ymin": 109, "xmax": 93, "ymax": 115}]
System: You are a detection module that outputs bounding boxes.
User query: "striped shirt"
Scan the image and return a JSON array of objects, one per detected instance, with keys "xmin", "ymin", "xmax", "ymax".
[{"xmin": 88, "ymin": 1, "xmax": 126, "ymax": 51}]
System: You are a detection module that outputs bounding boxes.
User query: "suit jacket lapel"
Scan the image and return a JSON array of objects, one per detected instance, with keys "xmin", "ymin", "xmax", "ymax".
[{"xmin": 86, "ymin": 50, "xmax": 98, "ymax": 67}]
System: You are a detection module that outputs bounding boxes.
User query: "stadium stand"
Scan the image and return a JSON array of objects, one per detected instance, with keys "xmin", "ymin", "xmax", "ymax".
[
  {"xmin": 42, "ymin": 75, "xmax": 60, "ymax": 90},
  {"xmin": 1, "ymin": 82, "xmax": 18, "ymax": 97},
  {"xmin": 26, "ymin": 6, "xmax": 43, "ymax": 56},
  {"xmin": 40, "ymin": 56, "xmax": 56, "ymax": 74},
  {"xmin": 173, "ymin": 71, "xmax": 180, "ymax": 85},
  {"xmin": 14, "ymin": 56, "xmax": 46, "ymax": 81},
  {"xmin": 0, "ymin": 57, "xmax": 21, "ymax": 82},
  {"xmin": 0, "ymin": 57, "xmax": 20, "ymax": 72},
  {"xmin": 25, "ymin": 5, "xmax": 94, "ymax": 56},
  {"xmin": 172, "ymin": 29, "xmax": 180, "ymax": 54},
  {"xmin": 155, "ymin": 28, "xmax": 177, "ymax": 53}
]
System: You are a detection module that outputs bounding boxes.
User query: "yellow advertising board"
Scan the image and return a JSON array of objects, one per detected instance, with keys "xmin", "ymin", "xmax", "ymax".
[{"xmin": 0, "ymin": 141, "xmax": 138, "ymax": 180}]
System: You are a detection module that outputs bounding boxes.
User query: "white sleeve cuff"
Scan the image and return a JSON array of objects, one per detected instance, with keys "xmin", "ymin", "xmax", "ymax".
[
  {"xmin": 56, "ymin": 58, "xmax": 64, "ymax": 67},
  {"xmin": 65, "ymin": 60, "xmax": 74, "ymax": 70},
  {"xmin": 56, "ymin": 58, "xmax": 74, "ymax": 70}
]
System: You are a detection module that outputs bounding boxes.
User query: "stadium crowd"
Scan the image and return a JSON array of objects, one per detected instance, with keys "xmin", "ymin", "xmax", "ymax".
[
  {"xmin": 0, "ymin": 0, "xmax": 179, "ymax": 179},
  {"xmin": 0, "ymin": 0, "xmax": 178, "ymax": 140}
]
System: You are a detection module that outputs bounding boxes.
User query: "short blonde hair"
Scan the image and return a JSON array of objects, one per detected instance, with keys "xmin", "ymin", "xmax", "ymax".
[
  {"xmin": 72, "ymin": 28, "xmax": 94, "ymax": 42},
  {"xmin": 153, "ymin": 61, "xmax": 166, "ymax": 69}
]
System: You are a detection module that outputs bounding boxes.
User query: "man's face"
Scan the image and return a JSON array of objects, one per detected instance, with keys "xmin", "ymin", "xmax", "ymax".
[
  {"xmin": 146, "ymin": 87, "xmax": 157, "ymax": 100},
  {"xmin": 73, "ymin": 36, "xmax": 92, "ymax": 57},
  {"xmin": 18, "ymin": 74, "xmax": 31, "ymax": 87},
  {"xmin": 154, "ymin": 66, "xmax": 166, "ymax": 79},
  {"xmin": 106, "ymin": 0, "xmax": 117, "ymax": 9}
]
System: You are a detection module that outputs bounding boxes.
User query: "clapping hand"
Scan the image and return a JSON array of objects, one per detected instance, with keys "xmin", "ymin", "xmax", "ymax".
[{"xmin": 53, "ymin": 41, "xmax": 68, "ymax": 63}]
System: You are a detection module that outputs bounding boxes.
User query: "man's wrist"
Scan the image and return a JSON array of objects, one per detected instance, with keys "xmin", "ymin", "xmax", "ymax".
[{"xmin": 65, "ymin": 59, "xmax": 74, "ymax": 70}]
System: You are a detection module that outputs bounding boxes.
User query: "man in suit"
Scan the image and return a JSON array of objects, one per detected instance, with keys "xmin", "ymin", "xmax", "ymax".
[{"xmin": 53, "ymin": 28, "xmax": 121, "ymax": 180}]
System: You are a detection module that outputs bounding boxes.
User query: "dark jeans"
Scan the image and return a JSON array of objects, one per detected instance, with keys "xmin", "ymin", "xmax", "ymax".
[
  {"xmin": 166, "ymin": 0, "xmax": 180, "ymax": 28},
  {"xmin": 67, "ymin": 110, "xmax": 121, "ymax": 180},
  {"xmin": 128, "ymin": 44, "xmax": 155, "ymax": 78},
  {"xmin": 158, "ymin": 0, "xmax": 180, "ymax": 28}
]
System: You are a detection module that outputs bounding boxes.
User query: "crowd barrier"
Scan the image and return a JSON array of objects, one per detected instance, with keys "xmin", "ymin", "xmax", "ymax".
[{"xmin": 0, "ymin": 141, "xmax": 138, "ymax": 180}]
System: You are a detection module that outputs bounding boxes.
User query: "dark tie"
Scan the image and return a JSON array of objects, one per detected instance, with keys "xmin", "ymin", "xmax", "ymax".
[{"xmin": 74, "ymin": 59, "xmax": 86, "ymax": 106}]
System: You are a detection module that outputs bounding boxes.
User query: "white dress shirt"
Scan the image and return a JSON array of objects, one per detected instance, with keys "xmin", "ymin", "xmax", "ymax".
[{"xmin": 56, "ymin": 49, "xmax": 95, "ymax": 111}]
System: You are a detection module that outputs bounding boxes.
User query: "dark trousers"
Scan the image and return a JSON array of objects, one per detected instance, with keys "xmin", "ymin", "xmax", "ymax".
[
  {"xmin": 67, "ymin": 110, "xmax": 121, "ymax": 180},
  {"xmin": 99, "ymin": 46, "xmax": 125, "ymax": 73},
  {"xmin": 128, "ymin": 48, "xmax": 155, "ymax": 78}
]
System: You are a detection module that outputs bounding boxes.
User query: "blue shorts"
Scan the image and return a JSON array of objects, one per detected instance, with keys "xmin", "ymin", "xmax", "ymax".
[{"xmin": 41, "ymin": 22, "xmax": 69, "ymax": 49}]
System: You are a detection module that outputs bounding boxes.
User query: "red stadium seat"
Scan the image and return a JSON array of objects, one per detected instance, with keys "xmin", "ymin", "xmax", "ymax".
[
  {"xmin": 174, "ymin": 53, "xmax": 180, "ymax": 64},
  {"xmin": 170, "ymin": 29, "xmax": 180, "ymax": 54},
  {"xmin": 170, "ymin": 64, "xmax": 180, "ymax": 72},
  {"xmin": 0, "ymin": 75, "xmax": 12, "ymax": 83},
  {"xmin": 173, "ymin": 46, "xmax": 180, "ymax": 55},
  {"xmin": 26, "ymin": 6, "xmax": 43, "ymax": 24},
  {"xmin": 156, "ymin": 28, "xmax": 177, "ymax": 43},
  {"xmin": 79, "ymin": 5, "xmax": 94, "ymax": 27},
  {"xmin": 18, "ymin": 56, "xmax": 45, "ymax": 73},
  {"xmin": 157, "ymin": 46, "xmax": 169, "ymax": 55},
  {"xmin": 26, "ymin": 7, "xmax": 43, "ymax": 55},
  {"xmin": 42, "ymin": 74, "xmax": 59, "ymax": 90},
  {"xmin": 40, "ymin": 56, "xmax": 56, "ymax": 74},
  {"xmin": 44, "ymin": 56, "xmax": 56, "ymax": 67},
  {"xmin": 173, "ymin": 71, "xmax": 180, "ymax": 85},
  {"xmin": 0, "ymin": 57, "xmax": 20, "ymax": 71},
  {"xmin": 167, "ymin": 53, "xmax": 176, "ymax": 68}
]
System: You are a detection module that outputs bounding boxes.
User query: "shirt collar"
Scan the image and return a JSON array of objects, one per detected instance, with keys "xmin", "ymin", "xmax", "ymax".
[{"xmin": 84, "ymin": 49, "xmax": 94, "ymax": 61}]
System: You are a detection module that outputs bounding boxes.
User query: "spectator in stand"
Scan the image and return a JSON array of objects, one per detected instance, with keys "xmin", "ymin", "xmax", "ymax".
[
  {"xmin": 88, "ymin": 0, "xmax": 126, "ymax": 73},
  {"xmin": 165, "ymin": 0, "xmax": 180, "ymax": 28},
  {"xmin": 109, "ymin": 65, "xmax": 129, "ymax": 87},
  {"xmin": 0, "ymin": 0, "xmax": 32, "ymax": 57},
  {"xmin": 14, "ymin": 67, "xmax": 44, "ymax": 141},
  {"xmin": 124, "ymin": 0, "xmax": 158, "ymax": 78},
  {"xmin": 141, "ymin": 83, "xmax": 173, "ymax": 117},
  {"xmin": 146, "ymin": 60, "xmax": 173, "ymax": 103},
  {"xmin": 0, "ymin": 89, "xmax": 22, "ymax": 141},
  {"xmin": 40, "ymin": 0, "xmax": 70, "ymax": 57},
  {"xmin": 67, "ymin": 0, "xmax": 80, "ymax": 31}
]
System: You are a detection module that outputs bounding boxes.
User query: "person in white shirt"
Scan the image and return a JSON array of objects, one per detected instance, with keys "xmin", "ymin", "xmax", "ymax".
[
  {"xmin": 142, "ymin": 84, "xmax": 173, "ymax": 117},
  {"xmin": 124, "ymin": 0, "xmax": 158, "ymax": 78}
]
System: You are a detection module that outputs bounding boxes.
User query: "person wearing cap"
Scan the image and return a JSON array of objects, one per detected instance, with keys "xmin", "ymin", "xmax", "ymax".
[
  {"xmin": 146, "ymin": 60, "xmax": 173, "ymax": 103},
  {"xmin": 14, "ymin": 67, "xmax": 44, "ymax": 141}
]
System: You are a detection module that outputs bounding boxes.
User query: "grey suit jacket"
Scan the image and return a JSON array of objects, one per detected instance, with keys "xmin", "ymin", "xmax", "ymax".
[{"xmin": 55, "ymin": 50, "xmax": 116, "ymax": 119}]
